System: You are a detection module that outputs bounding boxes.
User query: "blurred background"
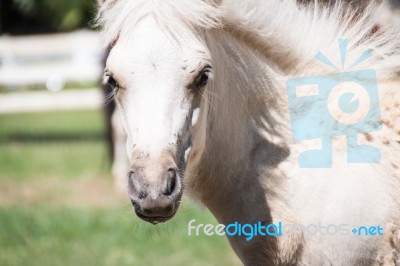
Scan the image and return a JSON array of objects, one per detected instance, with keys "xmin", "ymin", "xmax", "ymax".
[{"xmin": 0, "ymin": 1, "xmax": 239, "ymax": 265}]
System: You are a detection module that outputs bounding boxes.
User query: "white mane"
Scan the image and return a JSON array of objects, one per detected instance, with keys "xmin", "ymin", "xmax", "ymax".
[
  {"xmin": 97, "ymin": 0, "xmax": 221, "ymax": 45},
  {"xmin": 221, "ymin": 0, "xmax": 400, "ymax": 76},
  {"xmin": 97, "ymin": 0, "xmax": 400, "ymax": 76}
]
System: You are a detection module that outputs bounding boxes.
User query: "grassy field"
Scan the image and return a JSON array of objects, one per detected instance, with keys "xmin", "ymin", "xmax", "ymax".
[{"xmin": 0, "ymin": 109, "xmax": 240, "ymax": 266}]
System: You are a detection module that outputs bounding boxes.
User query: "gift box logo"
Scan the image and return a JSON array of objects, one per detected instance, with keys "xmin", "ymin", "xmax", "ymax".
[{"xmin": 287, "ymin": 39, "xmax": 382, "ymax": 168}]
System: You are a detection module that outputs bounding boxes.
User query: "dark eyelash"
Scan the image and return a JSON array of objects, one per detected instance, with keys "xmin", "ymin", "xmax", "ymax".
[
  {"xmin": 104, "ymin": 87, "xmax": 118, "ymax": 106},
  {"xmin": 104, "ymin": 74, "xmax": 119, "ymax": 105}
]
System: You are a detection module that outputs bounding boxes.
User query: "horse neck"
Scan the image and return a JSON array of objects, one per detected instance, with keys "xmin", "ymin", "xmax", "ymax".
[{"xmin": 187, "ymin": 29, "xmax": 293, "ymax": 225}]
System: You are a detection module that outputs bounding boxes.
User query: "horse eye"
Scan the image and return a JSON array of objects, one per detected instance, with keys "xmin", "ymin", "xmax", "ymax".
[
  {"xmin": 195, "ymin": 69, "xmax": 211, "ymax": 88},
  {"xmin": 106, "ymin": 75, "xmax": 118, "ymax": 89}
]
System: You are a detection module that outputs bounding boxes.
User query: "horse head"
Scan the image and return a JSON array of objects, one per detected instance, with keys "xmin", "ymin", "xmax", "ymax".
[{"xmin": 98, "ymin": 0, "xmax": 220, "ymax": 224}]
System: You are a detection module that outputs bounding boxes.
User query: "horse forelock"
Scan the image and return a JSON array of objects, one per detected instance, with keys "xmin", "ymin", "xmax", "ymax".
[{"xmin": 96, "ymin": 0, "xmax": 222, "ymax": 47}]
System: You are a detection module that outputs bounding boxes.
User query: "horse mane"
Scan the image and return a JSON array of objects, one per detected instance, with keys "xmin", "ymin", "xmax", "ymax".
[
  {"xmin": 221, "ymin": 0, "xmax": 400, "ymax": 76},
  {"xmin": 97, "ymin": 0, "xmax": 400, "ymax": 76},
  {"xmin": 96, "ymin": 0, "xmax": 221, "ymax": 45}
]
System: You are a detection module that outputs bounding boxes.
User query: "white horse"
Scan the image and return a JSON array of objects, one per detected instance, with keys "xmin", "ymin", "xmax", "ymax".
[{"xmin": 97, "ymin": 0, "xmax": 400, "ymax": 265}]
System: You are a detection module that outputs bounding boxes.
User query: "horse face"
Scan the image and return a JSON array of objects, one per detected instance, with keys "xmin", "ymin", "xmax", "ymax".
[{"xmin": 105, "ymin": 16, "xmax": 210, "ymax": 224}]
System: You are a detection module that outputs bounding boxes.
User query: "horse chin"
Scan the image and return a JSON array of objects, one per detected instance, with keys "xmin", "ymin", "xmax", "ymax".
[
  {"xmin": 132, "ymin": 194, "xmax": 183, "ymax": 225},
  {"xmin": 135, "ymin": 212, "xmax": 176, "ymax": 225},
  {"xmin": 134, "ymin": 205, "xmax": 180, "ymax": 224}
]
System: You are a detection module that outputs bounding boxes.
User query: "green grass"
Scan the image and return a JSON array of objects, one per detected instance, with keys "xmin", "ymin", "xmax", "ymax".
[
  {"xmin": 0, "ymin": 109, "xmax": 240, "ymax": 266},
  {"xmin": 0, "ymin": 110, "xmax": 105, "ymax": 141},
  {"xmin": 0, "ymin": 142, "xmax": 108, "ymax": 181},
  {"xmin": 0, "ymin": 204, "xmax": 237, "ymax": 266},
  {"xmin": 0, "ymin": 110, "xmax": 108, "ymax": 181}
]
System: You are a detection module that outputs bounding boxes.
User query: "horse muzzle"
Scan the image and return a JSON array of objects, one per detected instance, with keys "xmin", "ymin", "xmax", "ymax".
[{"xmin": 127, "ymin": 161, "xmax": 183, "ymax": 224}]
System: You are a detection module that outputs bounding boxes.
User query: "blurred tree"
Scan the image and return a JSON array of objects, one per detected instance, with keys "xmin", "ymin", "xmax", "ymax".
[{"xmin": 1, "ymin": 0, "xmax": 98, "ymax": 35}]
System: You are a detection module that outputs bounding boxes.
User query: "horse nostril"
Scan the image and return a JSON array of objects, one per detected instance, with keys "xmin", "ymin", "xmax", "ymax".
[
  {"xmin": 128, "ymin": 170, "xmax": 147, "ymax": 199},
  {"xmin": 127, "ymin": 170, "xmax": 136, "ymax": 182},
  {"xmin": 138, "ymin": 191, "xmax": 147, "ymax": 200},
  {"xmin": 165, "ymin": 169, "xmax": 177, "ymax": 196}
]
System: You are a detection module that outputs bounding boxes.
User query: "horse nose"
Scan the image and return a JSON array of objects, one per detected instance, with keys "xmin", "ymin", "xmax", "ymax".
[
  {"xmin": 128, "ymin": 168, "xmax": 180, "ymax": 198},
  {"xmin": 128, "ymin": 167, "xmax": 182, "ymax": 223}
]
